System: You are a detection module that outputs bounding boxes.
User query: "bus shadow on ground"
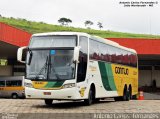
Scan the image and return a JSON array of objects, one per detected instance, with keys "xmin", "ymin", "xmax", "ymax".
[{"xmin": 33, "ymin": 99, "xmax": 115, "ymax": 109}]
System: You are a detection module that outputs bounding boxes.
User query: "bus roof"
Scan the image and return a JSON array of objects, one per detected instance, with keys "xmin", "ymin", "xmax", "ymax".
[
  {"xmin": 92, "ymin": 35, "xmax": 137, "ymax": 54},
  {"xmin": 0, "ymin": 76, "xmax": 24, "ymax": 81},
  {"xmin": 32, "ymin": 32, "xmax": 90, "ymax": 37},
  {"xmin": 32, "ymin": 32, "xmax": 137, "ymax": 54}
]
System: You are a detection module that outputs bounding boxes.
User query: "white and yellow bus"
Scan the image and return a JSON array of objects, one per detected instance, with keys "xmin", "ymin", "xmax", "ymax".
[
  {"xmin": 0, "ymin": 76, "xmax": 25, "ymax": 99},
  {"xmin": 17, "ymin": 32, "xmax": 138, "ymax": 105}
]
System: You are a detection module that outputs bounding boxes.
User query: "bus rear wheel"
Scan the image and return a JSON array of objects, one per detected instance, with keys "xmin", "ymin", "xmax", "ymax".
[
  {"xmin": 114, "ymin": 86, "xmax": 130, "ymax": 101},
  {"xmin": 123, "ymin": 87, "xmax": 130, "ymax": 101},
  {"xmin": 44, "ymin": 99, "xmax": 53, "ymax": 106},
  {"xmin": 128, "ymin": 86, "xmax": 132, "ymax": 100},
  {"xmin": 114, "ymin": 97, "xmax": 122, "ymax": 101}
]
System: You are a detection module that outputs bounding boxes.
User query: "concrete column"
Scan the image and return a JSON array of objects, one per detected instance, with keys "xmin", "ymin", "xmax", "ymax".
[{"xmin": 151, "ymin": 66, "xmax": 154, "ymax": 86}]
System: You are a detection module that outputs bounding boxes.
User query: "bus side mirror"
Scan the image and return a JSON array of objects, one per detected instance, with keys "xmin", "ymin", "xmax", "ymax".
[
  {"xmin": 26, "ymin": 49, "xmax": 33, "ymax": 65},
  {"xmin": 17, "ymin": 46, "xmax": 27, "ymax": 63},
  {"xmin": 74, "ymin": 46, "xmax": 80, "ymax": 63}
]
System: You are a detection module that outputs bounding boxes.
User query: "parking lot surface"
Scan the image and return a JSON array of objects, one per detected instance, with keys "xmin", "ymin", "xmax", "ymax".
[{"xmin": 0, "ymin": 99, "xmax": 160, "ymax": 113}]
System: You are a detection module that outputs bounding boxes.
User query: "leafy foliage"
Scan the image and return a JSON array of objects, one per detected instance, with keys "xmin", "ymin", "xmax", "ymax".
[
  {"xmin": 84, "ymin": 20, "xmax": 94, "ymax": 29},
  {"xmin": 97, "ymin": 22, "xmax": 103, "ymax": 30},
  {"xmin": 58, "ymin": 17, "xmax": 72, "ymax": 26}
]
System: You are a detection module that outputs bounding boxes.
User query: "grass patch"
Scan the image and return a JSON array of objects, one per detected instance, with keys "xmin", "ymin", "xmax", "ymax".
[{"xmin": 0, "ymin": 17, "xmax": 160, "ymax": 39}]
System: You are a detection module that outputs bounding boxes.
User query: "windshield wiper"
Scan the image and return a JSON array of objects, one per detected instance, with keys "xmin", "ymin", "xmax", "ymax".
[
  {"xmin": 48, "ymin": 58, "xmax": 60, "ymax": 80},
  {"xmin": 34, "ymin": 56, "xmax": 49, "ymax": 79},
  {"xmin": 50, "ymin": 65, "xmax": 61, "ymax": 80}
]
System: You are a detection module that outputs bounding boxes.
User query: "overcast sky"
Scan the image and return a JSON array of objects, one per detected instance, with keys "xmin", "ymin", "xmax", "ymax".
[{"xmin": 0, "ymin": 0, "xmax": 160, "ymax": 34}]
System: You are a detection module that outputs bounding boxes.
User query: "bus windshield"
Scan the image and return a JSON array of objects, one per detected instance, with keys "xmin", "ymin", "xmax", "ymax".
[
  {"xmin": 26, "ymin": 49, "xmax": 75, "ymax": 80},
  {"xmin": 29, "ymin": 35, "xmax": 77, "ymax": 48},
  {"xmin": 26, "ymin": 35, "xmax": 77, "ymax": 80}
]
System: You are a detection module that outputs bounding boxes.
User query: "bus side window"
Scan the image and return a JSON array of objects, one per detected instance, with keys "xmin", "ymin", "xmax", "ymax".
[
  {"xmin": 6, "ymin": 80, "xmax": 22, "ymax": 87},
  {"xmin": 77, "ymin": 36, "xmax": 88, "ymax": 82},
  {"xmin": 0, "ymin": 81, "xmax": 5, "ymax": 87}
]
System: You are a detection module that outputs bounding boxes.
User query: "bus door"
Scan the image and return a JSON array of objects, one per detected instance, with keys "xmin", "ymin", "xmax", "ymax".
[{"xmin": 76, "ymin": 36, "xmax": 88, "ymax": 97}]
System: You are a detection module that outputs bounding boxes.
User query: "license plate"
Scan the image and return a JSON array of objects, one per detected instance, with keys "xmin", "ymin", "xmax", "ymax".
[{"xmin": 43, "ymin": 92, "xmax": 51, "ymax": 95}]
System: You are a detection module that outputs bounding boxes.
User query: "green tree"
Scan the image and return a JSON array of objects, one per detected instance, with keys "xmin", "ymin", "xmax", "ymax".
[
  {"xmin": 97, "ymin": 22, "xmax": 103, "ymax": 30},
  {"xmin": 58, "ymin": 17, "xmax": 72, "ymax": 26},
  {"xmin": 84, "ymin": 20, "xmax": 94, "ymax": 29}
]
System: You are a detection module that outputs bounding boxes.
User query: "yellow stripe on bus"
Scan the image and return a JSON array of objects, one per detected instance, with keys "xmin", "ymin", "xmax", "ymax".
[
  {"xmin": 0, "ymin": 87, "xmax": 24, "ymax": 91},
  {"xmin": 32, "ymin": 81, "xmax": 48, "ymax": 89}
]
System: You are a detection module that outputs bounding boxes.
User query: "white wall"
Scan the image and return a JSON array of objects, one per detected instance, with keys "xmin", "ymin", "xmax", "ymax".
[
  {"xmin": 152, "ymin": 70, "xmax": 160, "ymax": 88},
  {"xmin": 139, "ymin": 69, "xmax": 160, "ymax": 88},
  {"xmin": 139, "ymin": 70, "xmax": 152, "ymax": 87}
]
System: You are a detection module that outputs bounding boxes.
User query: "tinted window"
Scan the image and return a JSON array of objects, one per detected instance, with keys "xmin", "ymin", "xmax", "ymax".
[
  {"xmin": 89, "ymin": 39, "xmax": 137, "ymax": 67},
  {"xmin": 99, "ymin": 43, "xmax": 108, "ymax": 61},
  {"xmin": 116, "ymin": 48, "xmax": 123, "ymax": 64},
  {"xmin": 6, "ymin": 80, "xmax": 22, "ymax": 87},
  {"xmin": 90, "ymin": 40, "xmax": 99, "ymax": 60},
  {"xmin": 131, "ymin": 54, "xmax": 137, "ymax": 67},
  {"xmin": 0, "ymin": 81, "xmax": 5, "ymax": 87},
  {"xmin": 77, "ymin": 36, "xmax": 88, "ymax": 82}
]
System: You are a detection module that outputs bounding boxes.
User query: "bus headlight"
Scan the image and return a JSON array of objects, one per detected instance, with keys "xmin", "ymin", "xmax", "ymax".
[
  {"xmin": 24, "ymin": 82, "xmax": 33, "ymax": 88},
  {"xmin": 62, "ymin": 83, "xmax": 75, "ymax": 89}
]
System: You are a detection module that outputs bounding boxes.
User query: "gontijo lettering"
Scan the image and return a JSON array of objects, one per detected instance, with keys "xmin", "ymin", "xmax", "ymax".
[{"xmin": 115, "ymin": 67, "xmax": 129, "ymax": 75}]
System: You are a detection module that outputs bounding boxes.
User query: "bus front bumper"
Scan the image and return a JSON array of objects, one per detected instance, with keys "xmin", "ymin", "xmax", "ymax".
[{"xmin": 25, "ymin": 87, "xmax": 84, "ymax": 100}]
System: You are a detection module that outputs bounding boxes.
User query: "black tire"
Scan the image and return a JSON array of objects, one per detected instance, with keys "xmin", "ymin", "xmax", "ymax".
[
  {"xmin": 129, "ymin": 86, "xmax": 132, "ymax": 100},
  {"xmin": 12, "ymin": 93, "xmax": 18, "ymax": 99},
  {"xmin": 126, "ymin": 90, "xmax": 130, "ymax": 101},
  {"xmin": 122, "ymin": 87, "xmax": 129, "ymax": 101},
  {"xmin": 123, "ymin": 87, "xmax": 130, "ymax": 101},
  {"xmin": 84, "ymin": 88, "xmax": 95, "ymax": 106},
  {"xmin": 94, "ymin": 98, "xmax": 100, "ymax": 103},
  {"xmin": 132, "ymin": 95, "xmax": 137, "ymax": 100},
  {"xmin": 115, "ymin": 86, "xmax": 130, "ymax": 101},
  {"xmin": 114, "ymin": 97, "xmax": 122, "ymax": 101},
  {"xmin": 44, "ymin": 99, "xmax": 53, "ymax": 106}
]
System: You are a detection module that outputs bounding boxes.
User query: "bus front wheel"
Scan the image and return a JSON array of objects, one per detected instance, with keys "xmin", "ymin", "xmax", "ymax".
[
  {"xmin": 84, "ymin": 87, "xmax": 95, "ymax": 106},
  {"xmin": 44, "ymin": 99, "xmax": 53, "ymax": 106}
]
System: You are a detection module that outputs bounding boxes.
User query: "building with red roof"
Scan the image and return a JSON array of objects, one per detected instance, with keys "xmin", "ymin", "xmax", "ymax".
[
  {"xmin": 108, "ymin": 38, "xmax": 160, "ymax": 55},
  {"xmin": 0, "ymin": 22, "xmax": 31, "ymax": 76}
]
